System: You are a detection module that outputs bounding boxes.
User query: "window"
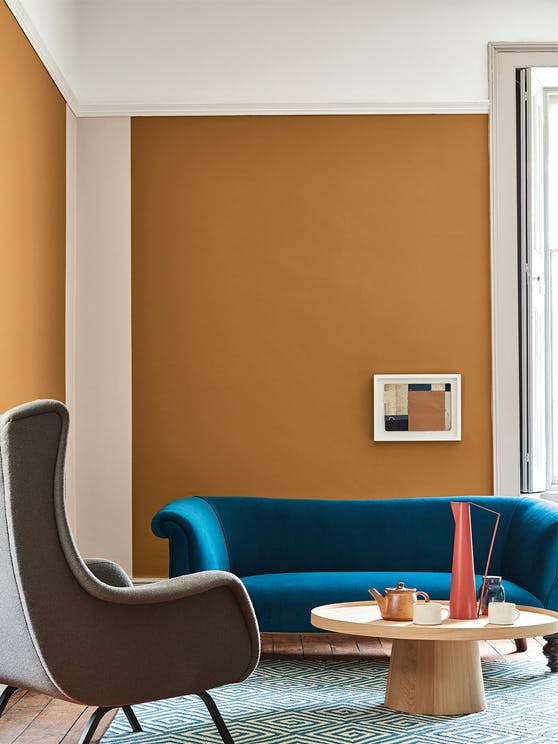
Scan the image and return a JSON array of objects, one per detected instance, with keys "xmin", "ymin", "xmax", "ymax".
[{"xmin": 518, "ymin": 67, "xmax": 558, "ymax": 494}]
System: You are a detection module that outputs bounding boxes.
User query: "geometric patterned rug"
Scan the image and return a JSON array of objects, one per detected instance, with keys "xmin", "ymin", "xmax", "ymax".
[{"xmin": 103, "ymin": 658, "xmax": 558, "ymax": 743}]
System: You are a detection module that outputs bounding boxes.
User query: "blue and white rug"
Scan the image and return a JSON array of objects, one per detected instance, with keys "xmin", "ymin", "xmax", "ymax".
[{"xmin": 104, "ymin": 658, "xmax": 558, "ymax": 743}]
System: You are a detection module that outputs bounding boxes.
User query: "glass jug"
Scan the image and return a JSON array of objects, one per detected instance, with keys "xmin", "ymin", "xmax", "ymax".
[{"xmin": 480, "ymin": 575, "xmax": 505, "ymax": 615}]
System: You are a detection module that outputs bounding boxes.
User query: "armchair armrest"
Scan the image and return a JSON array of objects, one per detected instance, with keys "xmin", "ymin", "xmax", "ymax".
[
  {"xmin": 151, "ymin": 497, "xmax": 230, "ymax": 576},
  {"xmin": 83, "ymin": 569, "xmax": 251, "ymax": 608},
  {"xmin": 502, "ymin": 498, "xmax": 558, "ymax": 609},
  {"xmin": 45, "ymin": 570, "xmax": 260, "ymax": 706}
]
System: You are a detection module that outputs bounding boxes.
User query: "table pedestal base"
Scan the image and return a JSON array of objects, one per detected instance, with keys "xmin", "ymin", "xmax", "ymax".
[{"xmin": 385, "ymin": 639, "xmax": 485, "ymax": 716}]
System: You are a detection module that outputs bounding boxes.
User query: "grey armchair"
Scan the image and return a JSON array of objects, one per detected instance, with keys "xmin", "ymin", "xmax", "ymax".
[{"xmin": 0, "ymin": 400, "xmax": 260, "ymax": 743}]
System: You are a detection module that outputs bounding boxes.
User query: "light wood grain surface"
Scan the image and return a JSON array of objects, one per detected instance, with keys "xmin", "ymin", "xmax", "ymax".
[
  {"xmin": 385, "ymin": 639, "xmax": 485, "ymax": 715},
  {"xmin": 311, "ymin": 601, "xmax": 558, "ymax": 641}
]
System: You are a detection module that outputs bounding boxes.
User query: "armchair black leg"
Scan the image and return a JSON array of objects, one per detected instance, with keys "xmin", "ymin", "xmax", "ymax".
[
  {"xmin": 0, "ymin": 686, "xmax": 17, "ymax": 718},
  {"xmin": 543, "ymin": 632, "xmax": 558, "ymax": 672},
  {"xmin": 78, "ymin": 704, "xmax": 142, "ymax": 744},
  {"xmin": 514, "ymin": 638, "xmax": 528, "ymax": 652},
  {"xmin": 78, "ymin": 707, "xmax": 113, "ymax": 744},
  {"xmin": 197, "ymin": 691, "xmax": 235, "ymax": 744},
  {"xmin": 123, "ymin": 705, "xmax": 143, "ymax": 732}
]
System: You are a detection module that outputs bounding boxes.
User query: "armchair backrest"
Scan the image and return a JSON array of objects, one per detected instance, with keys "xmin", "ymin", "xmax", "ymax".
[{"xmin": 0, "ymin": 400, "xmax": 103, "ymax": 697}]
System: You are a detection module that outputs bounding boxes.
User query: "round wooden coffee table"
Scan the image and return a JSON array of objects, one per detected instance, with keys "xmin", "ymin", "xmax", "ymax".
[{"xmin": 311, "ymin": 601, "xmax": 558, "ymax": 716}]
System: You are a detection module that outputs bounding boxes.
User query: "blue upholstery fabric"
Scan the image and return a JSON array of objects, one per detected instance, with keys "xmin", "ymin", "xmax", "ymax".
[
  {"xmin": 241, "ymin": 572, "xmax": 543, "ymax": 632},
  {"xmin": 501, "ymin": 498, "xmax": 558, "ymax": 609},
  {"xmin": 152, "ymin": 495, "xmax": 558, "ymax": 632},
  {"xmin": 202, "ymin": 496, "xmax": 520, "ymax": 577},
  {"xmin": 152, "ymin": 497, "xmax": 230, "ymax": 575}
]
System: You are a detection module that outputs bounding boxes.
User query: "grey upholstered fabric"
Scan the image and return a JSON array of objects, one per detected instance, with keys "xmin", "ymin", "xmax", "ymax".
[
  {"xmin": 0, "ymin": 400, "xmax": 260, "ymax": 707},
  {"xmin": 85, "ymin": 559, "xmax": 134, "ymax": 588}
]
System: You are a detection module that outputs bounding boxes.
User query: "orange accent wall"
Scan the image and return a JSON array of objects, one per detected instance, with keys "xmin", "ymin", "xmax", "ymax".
[
  {"xmin": 0, "ymin": 2, "xmax": 66, "ymax": 412},
  {"xmin": 132, "ymin": 114, "xmax": 492, "ymax": 577}
]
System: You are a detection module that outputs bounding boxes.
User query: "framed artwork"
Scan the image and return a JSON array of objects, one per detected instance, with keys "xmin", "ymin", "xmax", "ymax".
[{"xmin": 373, "ymin": 374, "xmax": 461, "ymax": 441}]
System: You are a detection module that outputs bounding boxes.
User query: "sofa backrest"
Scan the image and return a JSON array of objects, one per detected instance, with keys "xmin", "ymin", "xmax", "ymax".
[{"xmin": 203, "ymin": 496, "xmax": 523, "ymax": 577}]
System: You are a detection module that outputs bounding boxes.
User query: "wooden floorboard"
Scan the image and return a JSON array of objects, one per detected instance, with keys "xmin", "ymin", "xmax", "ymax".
[
  {"xmin": 273, "ymin": 634, "xmax": 303, "ymax": 659},
  {"xmin": 0, "ymin": 634, "xmax": 549, "ymax": 742},
  {"xmin": 13, "ymin": 699, "xmax": 85, "ymax": 744},
  {"xmin": 0, "ymin": 691, "xmax": 53, "ymax": 744},
  {"xmin": 330, "ymin": 634, "xmax": 360, "ymax": 659},
  {"xmin": 59, "ymin": 706, "xmax": 117, "ymax": 744},
  {"xmin": 354, "ymin": 636, "xmax": 389, "ymax": 657},
  {"xmin": 301, "ymin": 633, "xmax": 332, "ymax": 659},
  {"xmin": 260, "ymin": 632, "xmax": 274, "ymax": 657}
]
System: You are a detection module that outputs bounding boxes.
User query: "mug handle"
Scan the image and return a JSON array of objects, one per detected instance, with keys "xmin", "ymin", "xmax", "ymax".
[
  {"xmin": 513, "ymin": 609, "xmax": 520, "ymax": 622},
  {"xmin": 441, "ymin": 607, "xmax": 450, "ymax": 620},
  {"xmin": 416, "ymin": 591, "xmax": 430, "ymax": 602}
]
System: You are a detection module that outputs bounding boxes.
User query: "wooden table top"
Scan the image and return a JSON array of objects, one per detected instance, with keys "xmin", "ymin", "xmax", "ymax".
[{"xmin": 311, "ymin": 601, "xmax": 558, "ymax": 641}]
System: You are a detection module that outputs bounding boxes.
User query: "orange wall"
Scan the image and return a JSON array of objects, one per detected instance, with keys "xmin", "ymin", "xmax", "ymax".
[
  {"xmin": 0, "ymin": 2, "xmax": 66, "ymax": 412},
  {"xmin": 132, "ymin": 114, "xmax": 492, "ymax": 577}
]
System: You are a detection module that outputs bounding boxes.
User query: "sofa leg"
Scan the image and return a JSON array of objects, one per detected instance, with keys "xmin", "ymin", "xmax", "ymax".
[
  {"xmin": 197, "ymin": 690, "xmax": 235, "ymax": 744},
  {"xmin": 543, "ymin": 633, "xmax": 558, "ymax": 672},
  {"xmin": 0, "ymin": 686, "xmax": 17, "ymax": 718},
  {"xmin": 514, "ymin": 638, "xmax": 528, "ymax": 652}
]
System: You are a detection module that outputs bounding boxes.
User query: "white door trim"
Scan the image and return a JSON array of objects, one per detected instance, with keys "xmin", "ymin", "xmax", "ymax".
[{"xmin": 489, "ymin": 42, "xmax": 558, "ymax": 496}]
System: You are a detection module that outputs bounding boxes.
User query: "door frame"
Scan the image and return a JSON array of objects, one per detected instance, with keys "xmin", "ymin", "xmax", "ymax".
[{"xmin": 489, "ymin": 43, "xmax": 558, "ymax": 496}]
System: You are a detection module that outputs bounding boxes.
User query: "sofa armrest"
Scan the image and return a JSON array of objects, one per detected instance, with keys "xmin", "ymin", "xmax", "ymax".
[
  {"xmin": 151, "ymin": 497, "xmax": 230, "ymax": 577},
  {"xmin": 501, "ymin": 498, "xmax": 558, "ymax": 610}
]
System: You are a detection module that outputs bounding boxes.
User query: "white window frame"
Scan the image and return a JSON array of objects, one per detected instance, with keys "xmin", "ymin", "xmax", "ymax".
[{"xmin": 489, "ymin": 43, "xmax": 558, "ymax": 500}]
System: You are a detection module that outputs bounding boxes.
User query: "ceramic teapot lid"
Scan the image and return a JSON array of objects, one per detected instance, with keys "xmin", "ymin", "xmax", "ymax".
[{"xmin": 385, "ymin": 581, "xmax": 416, "ymax": 594}]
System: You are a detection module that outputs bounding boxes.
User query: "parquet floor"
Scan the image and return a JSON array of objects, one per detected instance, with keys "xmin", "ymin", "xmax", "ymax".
[{"xmin": 0, "ymin": 634, "xmax": 547, "ymax": 743}]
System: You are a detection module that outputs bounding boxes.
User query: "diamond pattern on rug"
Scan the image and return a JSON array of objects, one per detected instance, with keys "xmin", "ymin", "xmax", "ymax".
[{"xmin": 103, "ymin": 658, "xmax": 558, "ymax": 743}]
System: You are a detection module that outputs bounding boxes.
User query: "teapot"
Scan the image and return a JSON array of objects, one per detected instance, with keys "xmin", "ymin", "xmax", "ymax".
[{"xmin": 369, "ymin": 581, "xmax": 430, "ymax": 621}]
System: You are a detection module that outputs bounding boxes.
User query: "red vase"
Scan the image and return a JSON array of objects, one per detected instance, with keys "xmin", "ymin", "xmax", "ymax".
[{"xmin": 449, "ymin": 501, "xmax": 478, "ymax": 619}]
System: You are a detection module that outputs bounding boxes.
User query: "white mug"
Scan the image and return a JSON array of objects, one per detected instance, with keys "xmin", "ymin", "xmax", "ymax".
[
  {"xmin": 488, "ymin": 602, "xmax": 520, "ymax": 625},
  {"xmin": 413, "ymin": 601, "xmax": 450, "ymax": 625}
]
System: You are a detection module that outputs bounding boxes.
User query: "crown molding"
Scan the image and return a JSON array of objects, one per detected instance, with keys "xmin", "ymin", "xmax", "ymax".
[
  {"xmin": 5, "ymin": 0, "xmax": 491, "ymax": 120},
  {"xmin": 4, "ymin": 0, "xmax": 490, "ymax": 121},
  {"xmin": 5, "ymin": 0, "xmax": 79, "ymax": 114},
  {"xmin": 75, "ymin": 100, "xmax": 490, "ymax": 118}
]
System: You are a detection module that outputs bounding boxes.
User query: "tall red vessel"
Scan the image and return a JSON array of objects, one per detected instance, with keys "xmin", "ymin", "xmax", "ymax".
[{"xmin": 449, "ymin": 501, "xmax": 478, "ymax": 619}]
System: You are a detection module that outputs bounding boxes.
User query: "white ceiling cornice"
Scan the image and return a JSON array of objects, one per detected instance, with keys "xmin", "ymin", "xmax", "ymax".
[
  {"xmin": 76, "ymin": 100, "xmax": 490, "ymax": 117},
  {"xmin": 8, "ymin": 1, "xmax": 558, "ymax": 118},
  {"xmin": 5, "ymin": 0, "xmax": 79, "ymax": 114}
]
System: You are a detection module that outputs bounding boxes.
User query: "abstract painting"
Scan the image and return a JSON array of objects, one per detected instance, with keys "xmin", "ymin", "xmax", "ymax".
[{"xmin": 373, "ymin": 374, "xmax": 461, "ymax": 441}]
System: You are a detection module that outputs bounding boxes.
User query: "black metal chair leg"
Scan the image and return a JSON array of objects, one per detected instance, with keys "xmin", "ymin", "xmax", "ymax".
[
  {"xmin": 122, "ymin": 705, "xmax": 143, "ymax": 732},
  {"xmin": 78, "ymin": 706, "xmax": 114, "ymax": 744},
  {"xmin": 197, "ymin": 691, "xmax": 235, "ymax": 744},
  {"xmin": 0, "ymin": 686, "xmax": 17, "ymax": 718}
]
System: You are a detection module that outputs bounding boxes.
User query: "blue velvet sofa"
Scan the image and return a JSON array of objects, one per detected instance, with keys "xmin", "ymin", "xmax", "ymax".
[{"xmin": 151, "ymin": 495, "xmax": 558, "ymax": 632}]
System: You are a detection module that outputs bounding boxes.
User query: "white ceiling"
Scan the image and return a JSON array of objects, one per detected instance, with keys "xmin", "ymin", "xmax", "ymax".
[{"xmin": 7, "ymin": 0, "xmax": 558, "ymax": 116}]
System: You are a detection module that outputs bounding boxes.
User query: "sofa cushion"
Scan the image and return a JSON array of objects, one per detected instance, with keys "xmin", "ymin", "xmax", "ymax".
[{"xmin": 241, "ymin": 572, "xmax": 543, "ymax": 632}]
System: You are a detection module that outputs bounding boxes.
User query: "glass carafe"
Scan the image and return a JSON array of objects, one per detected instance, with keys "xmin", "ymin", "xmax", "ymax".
[{"xmin": 480, "ymin": 575, "xmax": 505, "ymax": 615}]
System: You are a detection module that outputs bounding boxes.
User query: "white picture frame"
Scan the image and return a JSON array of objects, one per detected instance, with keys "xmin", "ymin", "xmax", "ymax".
[{"xmin": 373, "ymin": 374, "xmax": 461, "ymax": 442}]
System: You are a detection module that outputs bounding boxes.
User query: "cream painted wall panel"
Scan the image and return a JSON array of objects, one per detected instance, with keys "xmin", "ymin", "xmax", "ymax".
[
  {"xmin": 66, "ymin": 106, "xmax": 77, "ymax": 532},
  {"xmin": 73, "ymin": 117, "xmax": 132, "ymax": 572},
  {"xmin": 76, "ymin": 0, "xmax": 558, "ymax": 109}
]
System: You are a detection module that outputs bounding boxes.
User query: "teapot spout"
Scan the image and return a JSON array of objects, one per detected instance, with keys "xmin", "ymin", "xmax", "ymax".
[{"xmin": 368, "ymin": 587, "xmax": 385, "ymax": 609}]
